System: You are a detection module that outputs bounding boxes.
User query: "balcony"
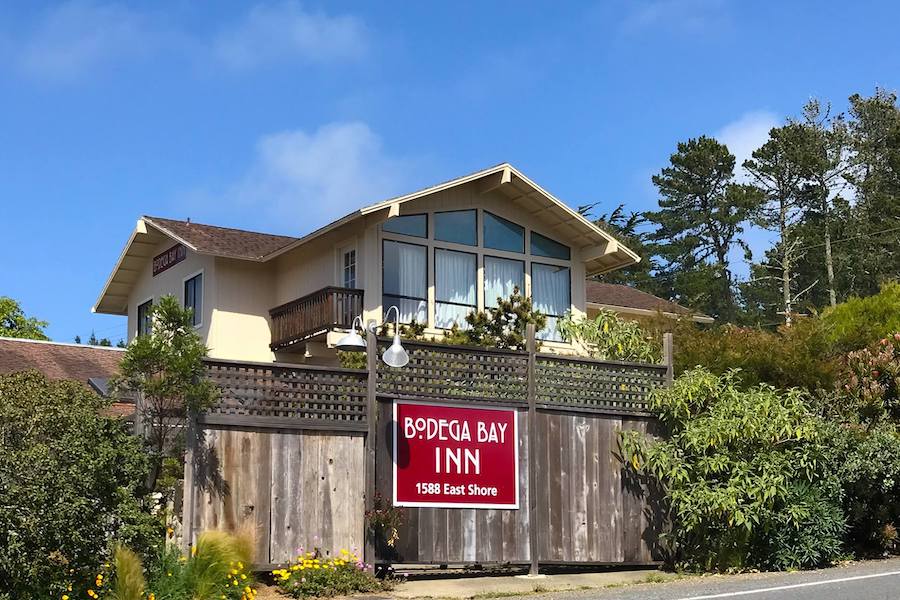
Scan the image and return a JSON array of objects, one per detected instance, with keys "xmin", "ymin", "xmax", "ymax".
[{"xmin": 269, "ymin": 286, "xmax": 364, "ymax": 352}]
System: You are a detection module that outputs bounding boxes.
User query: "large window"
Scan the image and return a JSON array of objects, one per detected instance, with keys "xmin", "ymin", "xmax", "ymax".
[
  {"xmin": 434, "ymin": 210, "xmax": 476, "ymax": 246},
  {"xmin": 530, "ymin": 231, "xmax": 570, "ymax": 260},
  {"xmin": 184, "ymin": 273, "xmax": 203, "ymax": 327},
  {"xmin": 137, "ymin": 299, "xmax": 153, "ymax": 337},
  {"xmin": 383, "ymin": 240, "xmax": 427, "ymax": 323},
  {"xmin": 483, "ymin": 211, "xmax": 524, "ymax": 253},
  {"xmin": 382, "ymin": 214, "xmax": 427, "ymax": 238},
  {"xmin": 435, "ymin": 249, "xmax": 476, "ymax": 328},
  {"xmin": 532, "ymin": 263, "xmax": 571, "ymax": 341},
  {"xmin": 483, "ymin": 256, "xmax": 525, "ymax": 308}
]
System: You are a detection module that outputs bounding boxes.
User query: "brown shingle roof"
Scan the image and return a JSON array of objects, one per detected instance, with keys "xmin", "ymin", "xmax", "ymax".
[
  {"xmin": 144, "ymin": 216, "xmax": 298, "ymax": 260},
  {"xmin": 0, "ymin": 337, "xmax": 123, "ymax": 382},
  {"xmin": 585, "ymin": 281, "xmax": 697, "ymax": 316},
  {"xmin": 0, "ymin": 338, "xmax": 133, "ymax": 416}
]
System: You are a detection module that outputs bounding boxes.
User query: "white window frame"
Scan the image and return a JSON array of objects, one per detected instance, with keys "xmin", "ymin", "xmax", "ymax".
[
  {"xmin": 337, "ymin": 242, "xmax": 359, "ymax": 289},
  {"xmin": 182, "ymin": 269, "xmax": 204, "ymax": 329}
]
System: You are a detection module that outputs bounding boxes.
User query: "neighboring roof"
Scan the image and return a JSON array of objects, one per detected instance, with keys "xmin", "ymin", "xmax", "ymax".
[
  {"xmin": 585, "ymin": 281, "xmax": 714, "ymax": 323},
  {"xmin": 0, "ymin": 337, "xmax": 123, "ymax": 382},
  {"xmin": 143, "ymin": 216, "xmax": 298, "ymax": 260}
]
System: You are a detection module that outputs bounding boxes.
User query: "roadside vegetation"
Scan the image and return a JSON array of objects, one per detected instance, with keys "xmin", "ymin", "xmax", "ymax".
[{"xmin": 620, "ymin": 282, "xmax": 900, "ymax": 571}]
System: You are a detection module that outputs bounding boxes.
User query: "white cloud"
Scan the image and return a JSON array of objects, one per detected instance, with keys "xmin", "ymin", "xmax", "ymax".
[
  {"xmin": 226, "ymin": 122, "xmax": 417, "ymax": 231},
  {"xmin": 621, "ymin": 0, "xmax": 730, "ymax": 34},
  {"xmin": 6, "ymin": 1, "xmax": 366, "ymax": 82},
  {"xmin": 716, "ymin": 110, "xmax": 780, "ymax": 181},
  {"xmin": 15, "ymin": 1, "xmax": 151, "ymax": 81},
  {"xmin": 213, "ymin": 2, "xmax": 367, "ymax": 69}
]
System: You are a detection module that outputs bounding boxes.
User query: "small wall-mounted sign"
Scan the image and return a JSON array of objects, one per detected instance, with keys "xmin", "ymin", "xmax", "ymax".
[
  {"xmin": 152, "ymin": 244, "xmax": 187, "ymax": 277},
  {"xmin": 393, "ymin": 401, "xmax": 519, "ymax": 509}
]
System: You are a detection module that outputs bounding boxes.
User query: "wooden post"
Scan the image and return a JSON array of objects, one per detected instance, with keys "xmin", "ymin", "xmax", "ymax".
[
  {"xmin": 181, "ymin": 411, "xmax": 197, "ymax": 553},
  {"xmin": 662, "ymin": 332, "xmax": 674, "ymax": 385},
  {"xmin": 364, "ymin": 333, "xmax": 378, "ymax": 570},
  {"xmin": 525, "ymin": 323, "xmax": 540, "ymax": 575}
]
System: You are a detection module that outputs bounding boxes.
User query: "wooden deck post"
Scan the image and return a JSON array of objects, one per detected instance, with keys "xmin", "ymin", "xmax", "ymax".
[
  {"xmin": 181, "ymin": 411, "xmax": 197, "ymax": 554},
  {"xmin": 662, "ymin": 332, "xmax": 674, "ymax": 385},
  {"xmin": 364, "ymin": 332, "xmax": 378, "ymax": 570},
  {"xmin": 525, "ymin": 323, "xmax": 540, "ymax": 575}
]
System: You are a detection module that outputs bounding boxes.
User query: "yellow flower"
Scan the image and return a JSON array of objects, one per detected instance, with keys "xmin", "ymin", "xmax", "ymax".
[
  {"xmin": 241, "ymin": 574, "xmax": 247, "ymax": 580},
  {"xmin": 148, "ymin": 594, "xmax": 155, "ymax": 600},
  {"xmin": 238, "ymin": 561, "xmax": 244, "ymax": 570},
  {"xmin": 62, "ymin": 596, "xmax": 69, "ymax": 600}
]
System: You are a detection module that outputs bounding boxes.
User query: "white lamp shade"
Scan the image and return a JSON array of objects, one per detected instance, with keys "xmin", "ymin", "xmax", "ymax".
[
  {"xmin": 382, "ymin": 334, "xmax": 409, "ymax": 368},
  {"xmin": 335, "ymin": 331, "xmax": 366, "ymax": 352}
]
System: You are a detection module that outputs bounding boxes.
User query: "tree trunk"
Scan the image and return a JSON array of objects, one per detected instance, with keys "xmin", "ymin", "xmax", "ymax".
[
  {"xmin": 780, "ymin": 199, "xmax": 792, "ymax": 326},
  {"xmin": 823, "ymin": 204, "xmax": 837, "ymax": 307}
]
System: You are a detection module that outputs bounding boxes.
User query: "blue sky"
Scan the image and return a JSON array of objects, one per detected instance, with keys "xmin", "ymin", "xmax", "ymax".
[{"xmin": 2, "ymin": 0, "xmax": 897, "ymax": 343}]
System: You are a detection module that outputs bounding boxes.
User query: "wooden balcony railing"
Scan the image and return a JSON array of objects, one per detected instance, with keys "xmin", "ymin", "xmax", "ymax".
[{"xmin": 269, "ymin": 286, "xmax": 364, "ymax": 351}]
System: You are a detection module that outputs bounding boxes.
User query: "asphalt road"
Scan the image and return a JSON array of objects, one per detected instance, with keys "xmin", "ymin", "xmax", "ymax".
[{"xmin": 543, "ymin": 558, "xmax": 900, "ymax": 600}]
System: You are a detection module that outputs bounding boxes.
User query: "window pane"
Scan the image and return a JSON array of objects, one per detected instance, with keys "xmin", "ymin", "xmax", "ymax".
[
  {"xmin": 184, "ymin": 274, "xmax": 202, "ymax": 326},
  {"xmin": 435, "ymin": 249, "xmax": 476, "ymax": 328},
  {"xmin": 137, "ymin": 300, "xmax": 152, "ymax": 336},
  {"xmin": 484, "ymin": 256, "xmax": 524, "ymax": 307},
  {"xmin": 383, "ymin": 240, "xmax": 427, "ymax": 323},
  {"xmin": 343, "ymin": 250, "xmax": 356, "ymax": 288},
  {"xmin": 434, "ymin": 210, "xmax": 476, "ymax": 246},
  {"xmin": 382, "ymin": 214, "xmax": 427, "ymax": 238},
  {"xmin": 530, "ymin": 231, "xmax": 570, "ymax": 260},
  {"xmin": 483, "ymin": 212, "xmax": 524, "ymax": 253},
  {"xmin": 532, "ymin": 263, "xmax": 570, "ymax": 341}
]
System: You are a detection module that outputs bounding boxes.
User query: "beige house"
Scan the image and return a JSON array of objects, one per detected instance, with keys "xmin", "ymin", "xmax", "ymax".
[{"xmin": 93, "ymin": 163, "xmax": 642, "ymax": 364}]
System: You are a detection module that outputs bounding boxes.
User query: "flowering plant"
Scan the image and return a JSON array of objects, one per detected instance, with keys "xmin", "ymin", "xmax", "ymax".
[
  {"xmin": 842, "ymin": 333, "xmax": 900, "ymax": 423},
  {"xmin": 273, "ymin": 548, "xmax": 390, "ymax": 598},
  {"xmin": 365, "ymin": 492, "xmax": 405, "ymax": 547}
]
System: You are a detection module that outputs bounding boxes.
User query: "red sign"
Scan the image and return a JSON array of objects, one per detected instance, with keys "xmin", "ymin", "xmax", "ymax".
[
  {"xmin": 152, "ymin": 244, "xmax": 187, "ymax": 276},
  {"xmin": 393, "ymin": 401, "xmax": 519, "ymax": 509}
]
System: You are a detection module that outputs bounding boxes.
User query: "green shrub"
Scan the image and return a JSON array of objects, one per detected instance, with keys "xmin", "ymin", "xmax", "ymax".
[
  {"xmin": 672, "ymin": 318, "xmax": 838, "ymax": 392},
  {"xmin": 273, "ymin": 550, "xmax": 391, "ymax": 598},
  {"xmin": 558, "ymin": 309, "xmax": 660, "ymax": 362},
  {"xmin": 621, "ymin": 368, "xmax": 846, "ymax": 571},
  {"xmin": 829, "ymin": 423, "xmax": 900, "ymax": 555},
  {"xmin": 839, "ymin": 334, "xmax": 900, "ymax": 423},
  {"xmin": 823, "ymin": 282, "xmax": 900, "ymax": 354},
  {"xmin": 0, "ymin": 371, "xmax": 163, "ymax": 599}
]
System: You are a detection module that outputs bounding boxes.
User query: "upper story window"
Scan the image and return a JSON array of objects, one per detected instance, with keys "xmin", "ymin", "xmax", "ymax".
[
  {"xmin": 483, "ymin": 211, "xmax": 525, "ymax": 253},
  {"xmin": 434, "ymin": 210, "xmax": 476, "ymax": 246},
  {"xmin": 342, "ymin": 248, "xmax": 357, "ymax": 288},
  {"xmin": 532, "ymin": 263, "xmax": 571, "ymax": 341},
  {"xmin": 383, "ymin": 240, "xmax": 427, "ymax": 324},
  {"xmin": 484, "ymin": 256, "xmax": 525, "ymax": 308},
  {"xmin": 530, "ymin": 231, "xmax": 570, "ymax": 260},
  {"xmin": 184, "ymin": 273, "xmax": 203, "ymax": 327},
  {"xmin": 435, "ymin": 249, "xmax": 476, "ymax": 328},
  {"xmin": 382, "ymin": 214, "xmax": 427, "ymax": 238},
  {"xmin": 137, "ymin": 299, "xmax": 153, "ymax": 337}
]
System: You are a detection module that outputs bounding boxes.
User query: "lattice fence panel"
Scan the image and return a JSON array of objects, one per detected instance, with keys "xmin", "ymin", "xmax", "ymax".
[
  {"xmin": 376, "ymin": 340, "xmax": 529, "ymax": 404},
  {"xmin": 204, "ymin": 360, "xmax": 368, "ymax": 426},
  {"xmin": 535, "ymin": 355, "xmax": 666, "ymax": 413}
]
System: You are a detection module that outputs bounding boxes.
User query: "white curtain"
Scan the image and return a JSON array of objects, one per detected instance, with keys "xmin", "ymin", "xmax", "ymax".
[
  {"xmin": 532, "ymin": 264, "xmax": 570, "ymax": 341},
  {"xmin": 435, "ymin": 249, "xmax": 475, "ymax": 328},
  {"xmin": 484, "ymin": 256, "xmax": 524, "ymax": 307},
  {"xmin": 384, "ymin": 241, "xmax": 427, "ymax": 323}
]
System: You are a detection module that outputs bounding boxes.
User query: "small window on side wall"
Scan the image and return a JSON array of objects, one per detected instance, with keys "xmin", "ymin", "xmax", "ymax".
[
  {"xmin": 184, "ymin": 273, "xmax": 203, "ymax": 327},
  {"xmin": 483, "ymin": 211, "xmax": 524, "ymax": 253},
  {"xmin": 137, "ymin": 299, "xmax": 153, "ymax": 337},
  {"xmin": 382, "ymin": 214, "xmax": 427, "ymax": 238},
  {"xmin": 434, "ymin": 210, "xmax": 476, "ymax": 246},
  {"xmin": 530, "ymin": 231, "xmax": 570, "ymax": 260}
]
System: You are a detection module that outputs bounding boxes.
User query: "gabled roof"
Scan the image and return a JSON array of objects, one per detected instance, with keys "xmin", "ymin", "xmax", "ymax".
[
  {"xmin": 585, "ymin": 281, "xmax": 713, "ymax": 323},
  {"xmin": 266, "ymin": 163, "xmax": 641, "ymax": 274},
  {"xmin": 95, "ymin": 163, "xmax": 641, "ymax": 314}
]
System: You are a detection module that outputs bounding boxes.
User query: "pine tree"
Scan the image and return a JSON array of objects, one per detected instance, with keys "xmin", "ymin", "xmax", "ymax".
[{"xmin": 646, "ymin": 136, "xmax": 763, "ymax": 321}]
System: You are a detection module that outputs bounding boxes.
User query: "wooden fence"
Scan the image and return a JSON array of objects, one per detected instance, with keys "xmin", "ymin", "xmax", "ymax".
[{"xmin": 183, "ymin": 329, "xmax": 672, "ymax": 570}]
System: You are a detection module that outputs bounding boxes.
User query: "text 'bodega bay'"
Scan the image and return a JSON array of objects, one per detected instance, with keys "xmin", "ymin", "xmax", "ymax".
[{"xmin": 403, "ymin": 416, "xmax": 509, "ymax": 475}]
